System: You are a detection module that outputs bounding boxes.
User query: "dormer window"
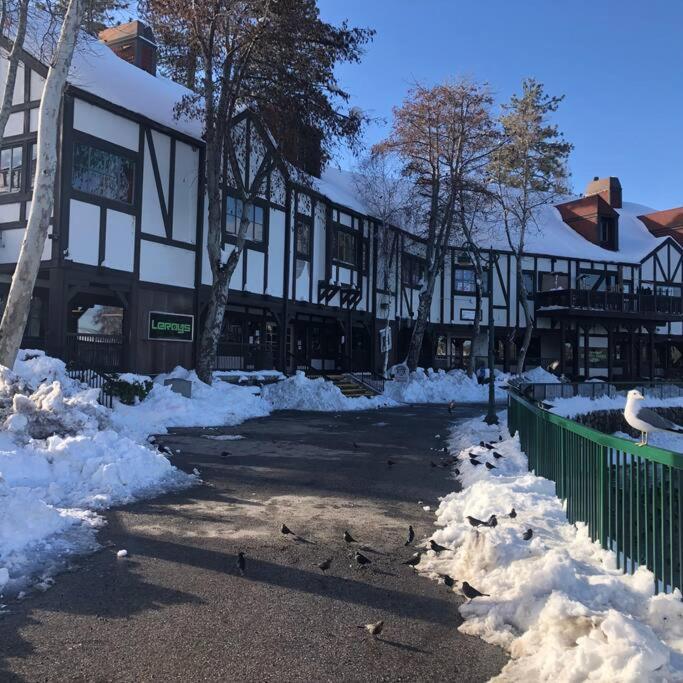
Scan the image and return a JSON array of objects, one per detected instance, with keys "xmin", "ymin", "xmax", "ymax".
[{"xmin": 599, "ymin": 216, "xmax": 617, "ymax": 250}]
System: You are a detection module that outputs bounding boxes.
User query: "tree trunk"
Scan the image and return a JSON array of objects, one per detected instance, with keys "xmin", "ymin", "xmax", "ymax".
[
  {"xmin": 0, "ymin": 0, "xmax": 83, "ymax": 369},
  {"xmin": 0, "ymin": 0, "xmax": 29, "ymax": 145},
  {"xmin": 406, "ymin": 270, "xmax": 438, "ymax": 371},
  {"xmin": 516, "ymin": 261, "xmax": 533, "ymax": 374}
]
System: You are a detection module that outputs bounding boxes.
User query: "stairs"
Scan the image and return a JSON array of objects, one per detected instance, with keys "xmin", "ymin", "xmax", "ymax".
[{"xmin": 326, "ymin": 373, "xmax": 380, "ymax": 398}]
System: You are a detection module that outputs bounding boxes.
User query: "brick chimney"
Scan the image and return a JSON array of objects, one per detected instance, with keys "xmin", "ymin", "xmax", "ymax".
[
  {"xmin": 584, "ymin": 176, "xmax": 622, "ymax": 209},
  {"xmin": 99, "ymin": 21, "xmax": 157, "ymax": 76}
]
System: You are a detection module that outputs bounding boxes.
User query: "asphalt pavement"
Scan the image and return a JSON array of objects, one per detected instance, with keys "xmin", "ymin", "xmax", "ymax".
[{"xmin": 0, "ymin": 404, "xmax": 508, "ymax": 682}]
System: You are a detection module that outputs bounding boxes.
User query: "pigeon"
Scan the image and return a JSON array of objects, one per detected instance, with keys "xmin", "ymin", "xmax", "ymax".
[
  {"xmin": 403, "ymin": 552, "xmax": 421, "ymax": 566},
  {"xmin": 235, "ymin": 551, "xmax": 246, "ymax": 575},
  {"xmin": 454, "ymin": 468, "xmax": 460, "ymax": 476},
  {"xmin": 470, "ymin": 458, "xmax": 482, "ymax": 466},
  {"xmin": 358, "ymin": 620, "xmax": 384, "ymax": 636},
  {"xmin": 387, "ymin": 459, "xmax": 395, "ymax": 467},
  {"xmin": 493, "ymin": 451, "xmax": 504, "ymax": 459},
  {"xmin": 509, "ymin": 508, "xmax": 517, "ymax": 519},
  {"xmin": 281, "ymin": 523, "xmax": 294, "ymax": 535},
  {"xmin": 430, "ymin": 461, "xmax": 438, "ymax": 468},
  {"xmin": 487, "ymin": 515, "xmax": 498, "ymax": 528},
  {"xmin": 353, "ymin": 442, "xmax": 360, "ymax": 449},
  {"xmin": 461, "ymin": 581, "xmax": 489, "ymax": 600},
  {"xmin": 485, "ymin": 462, "xmax": 496, "ymax": 470},
  {"xmin": 430, "ymin": 539, "xmax": 448, "ymax": 553},
  {"xmin": 441, "ymin": 574, "xmax": 456, "ymax": 588},
  {"xmin": 498, "ymin": 435, "xmax": 503, "ymax": 441},
  {"xmin": 355, "ymin": 552, "xmax": 371, "ymax": 565},
  {"xmin": 220, "ymin": 451, "xmax": 230, "ymax": 458},
  {"xmin": 317, "ymin": 557, "xmax": 332, "ymax": 572},
  {"xmin": 405, "ymin": 525, "xmax": 415, "ymax": 546},
  {"xmin": 344, "ymin": 530, "xmax": 358, "ymax": 543},
  {"xmin": 466, "ymin": 515, "xmax": 487, "ymax": 527},
  {"xmin": 484, "ymin": 443, "xmax": 494, "ymax": 450},
  {"xmin": 624, "ymin": 389, "xmax": 683, "ymax": 446},
  {"xmin": 522, "ymin": 528, "xmax": 533, "ymax": 541},
  {"xmin": 479, "ymin": 441, "xmax": 486, "ymax": 448}
]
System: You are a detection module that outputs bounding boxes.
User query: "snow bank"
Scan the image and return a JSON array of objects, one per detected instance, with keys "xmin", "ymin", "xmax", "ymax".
[
  {"xmin": 418, "ymin": 415, "xmax": 683, "ymax": 681},
  {"xmin": 0, "ymin": 352, "xmax": 195, "ymax": 596},
  {"xmin": 262, "ymin": 371, "xmax": 395, "ymax": 411},
  {"xmin": 384, "ymin": 367, "xmax": 508, "ymax": 404},
  {"xmin": 111, "ymin": 367, "xmax": 272, "ymax": 440}
]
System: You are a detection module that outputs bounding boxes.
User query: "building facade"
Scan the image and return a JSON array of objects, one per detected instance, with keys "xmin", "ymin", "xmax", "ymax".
[{"xmin": 2, "ymin": 22, "xmax": 683, "ymax": 381}]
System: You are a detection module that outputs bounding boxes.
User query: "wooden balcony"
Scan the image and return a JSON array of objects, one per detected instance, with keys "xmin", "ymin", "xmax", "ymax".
[{"xmin": 535, "ymin": 288, "xmax": 683, "ymax": 322}]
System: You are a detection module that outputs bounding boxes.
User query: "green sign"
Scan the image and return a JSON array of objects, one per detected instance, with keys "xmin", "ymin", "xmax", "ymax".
[{"xmin": 148, "ymin": 311, "xmax": 194, "ymax": 342}]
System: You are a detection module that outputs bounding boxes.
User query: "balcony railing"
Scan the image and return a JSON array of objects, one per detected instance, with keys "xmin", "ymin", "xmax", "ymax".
[{"xmin": 536, "ymin": 288, "xmax": 683, "ymax": 316}]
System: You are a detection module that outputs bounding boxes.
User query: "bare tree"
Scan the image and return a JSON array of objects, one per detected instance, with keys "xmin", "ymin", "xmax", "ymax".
[
  {"xmin": 489, "ymin": 78, "xmax": 572, "ymax": 374},
  {"xmin": 0, "ymin": 0, "xmax": 84, "ymax": 368},
  {"xmin": 353, "ymin": 151, "xmax": 413, "ymax": 376},
  {"xmin": 375, "ymin": 79, "xmax": 498, "ymax": 371},
  {"xmin": 0, "ymin": 0, "xmax": 29, "ymax": 148}
]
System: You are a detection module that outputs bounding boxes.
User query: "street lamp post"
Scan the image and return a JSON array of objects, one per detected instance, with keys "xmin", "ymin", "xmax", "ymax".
[{"xmin": 484, "ymin": 247, "xmax": 498, "ymax": 425}]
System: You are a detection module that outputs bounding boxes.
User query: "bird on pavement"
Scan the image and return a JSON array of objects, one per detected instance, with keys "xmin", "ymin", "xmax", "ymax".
[
  {"xmin": 355, "ymin": 552, "xmax": 371, "ymax": 565},
  {"xmin": 405, "ymin": 525, "xmax": 415, "ymax": 546},
  {"xmin": 353, "ymin": 442, "xmax": 360, "ymax": 449},
  {"xmin": 403, "ymin": 552, "xmax": 421, "ymax": 566},
  {"xmin": 441, "ymin": 574, "xmax": 456, "ymax": 588},
  {"xmin": 430, "ymin": 461, "xmax": 438, "ymax": 468},
  {"xmin": 485, "ymin": 462, "xmax": 496, "ymax": 470},
  {"xmin": 358, "ymin": 620, "xmax": 384, "ymax": 636},
  {"xmin": 317, "ymin": 557, "xmax": 333, "ymax": 572},
  {"xmin": 624, "ymin": 389, "xmax": 683, "ymax": 446},
  {"xmin": 387, "ymin": 458, "xmax": 396, "ymax": 467},
  {"xmin": 430, "ymin": 539, "xmax": 448, "ymax": 553},
  {"xmin": 509, "ymin": 508, "xmax": 517, "ymax": 518},
  {"xmin": 461, "ymin": 581, "xmax": 489, "ymax": 600},
  {"xmin": 281, "ymin": 523, "xmax": 294, "ymax": 536},
  {"xmin": 522, "ymin": 528, "xmax": 533, "ymax": 541},
  {"xmin": 235, "ymin": 552, "xmax": 246, "ymax": 575},
  {"xmin": 220, "ymin": 451, "xmax": 230, "ymax": 458},
  {"xmin": 344, "ymin": 530, "xmax": 358, "ymax": 543}
]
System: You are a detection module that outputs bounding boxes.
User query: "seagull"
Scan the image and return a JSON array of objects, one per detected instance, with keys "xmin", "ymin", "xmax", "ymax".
[
  {"xmin": 404, "ymin": 525, "xmax": 415, "ymax": 546},
  {"xmin": 624, "ymin": 389, "xmax": 683, "ymax": 446},
  {"xmin": 358, "ymin": 620, "xmax": 384, "ymax": 636}
]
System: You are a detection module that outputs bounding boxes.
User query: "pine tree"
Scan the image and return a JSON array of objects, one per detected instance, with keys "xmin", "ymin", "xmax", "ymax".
[{"xmin": 490, "ymin": 78, "xmax": 572, "ymax": 374}]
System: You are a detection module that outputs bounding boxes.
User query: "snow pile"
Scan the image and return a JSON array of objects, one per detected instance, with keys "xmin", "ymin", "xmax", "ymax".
[
  {"xmin": 111, "ymin": 367, "xmax": 272, "ymax": 440},
  {"xmin": 262, "ymin": 371, "xmax": 395, "ymax": 411},
  {"xmin": 418, "ymin": 415, "xmax": 683, "ymax": 681},
  {"xmin": 519, "ymin": 366, "xmax": 562, "ymax": 384},
  {"xmin": 0, "ymin": 352, "xmax": 195, "ymax": 595},
  {"xmin": 384, "ymin": 367, "xmax": 507, "ymax": 404}
]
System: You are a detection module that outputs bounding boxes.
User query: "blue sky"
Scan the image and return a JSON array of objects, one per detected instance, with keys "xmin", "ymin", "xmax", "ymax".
[{"xmin": 318, "ymin": 0, "xmax": 683, "ymax": 211}]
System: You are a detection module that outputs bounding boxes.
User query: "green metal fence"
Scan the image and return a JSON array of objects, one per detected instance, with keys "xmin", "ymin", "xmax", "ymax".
[{"xmin": 508, "ymin": 390, "xmax": 683, "ymax": 593}]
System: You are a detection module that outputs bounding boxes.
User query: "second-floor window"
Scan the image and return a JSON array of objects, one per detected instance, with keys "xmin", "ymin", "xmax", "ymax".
[
  {"xmin": 296, "ymin": 216, "xmax": 311, "ymax": 258},
  {"xmin": 72, "ymin": 141, "xmax": 135, "ymax": 204},
  {"xmin": 0, "ymin": 146, "xmax": 24, "ymax": 193},
  {"xmin": 335, "ymin": 229, "xmax": 357, "ymax": 267},
  {"xmin": 226, "ymin": 197, "xmax": 265, "ymax": 243},
  {"xmin": 453, "ymin": 267, "xmax": 477, "ymax": 294},
  {"xmin": 402, "ymin": 253, "xmax": 425, "ymax": 288}
]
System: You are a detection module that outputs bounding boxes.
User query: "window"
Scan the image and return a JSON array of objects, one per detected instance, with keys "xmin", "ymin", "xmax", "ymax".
[
  {"xmin": 402, "ymin": 253, "xmax": 425, "ymax": 288},
  {"xmin": 599, "ymin": 216, "xmax": 617, "ymax": 249},
  {"xmin": 335, "ymin": 229, "xmax": 357, "ymax": 266},
  {"xmin": 522, "ymin": 271, "xmax": 535, "ymax": 299},
  {"xmin": 296, "ymin": 216, "xmax": 311, "ymax": 258},
  {"xmin": 0, "ymin": 146, "xmax": 23, "ymax": 193},
  {"xmin": 72, "ymin": 142, "xmax": 135, "ymax": 204},
  {"xmin": 454, "ymin": 267, "xmax": 476, "ymax": 294},
  {"xmin": 226, "ymin": 197, "xmax": 265, "ymax": 243},
  {"xmin": 436, "ymin": 334, "xmax": 447, "ymax": 358}
]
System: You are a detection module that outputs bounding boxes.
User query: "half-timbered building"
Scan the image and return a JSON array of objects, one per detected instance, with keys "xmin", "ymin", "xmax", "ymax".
[{"xmin": 2, "ymin": 20, "xmax": 683, "ymax": 381}]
